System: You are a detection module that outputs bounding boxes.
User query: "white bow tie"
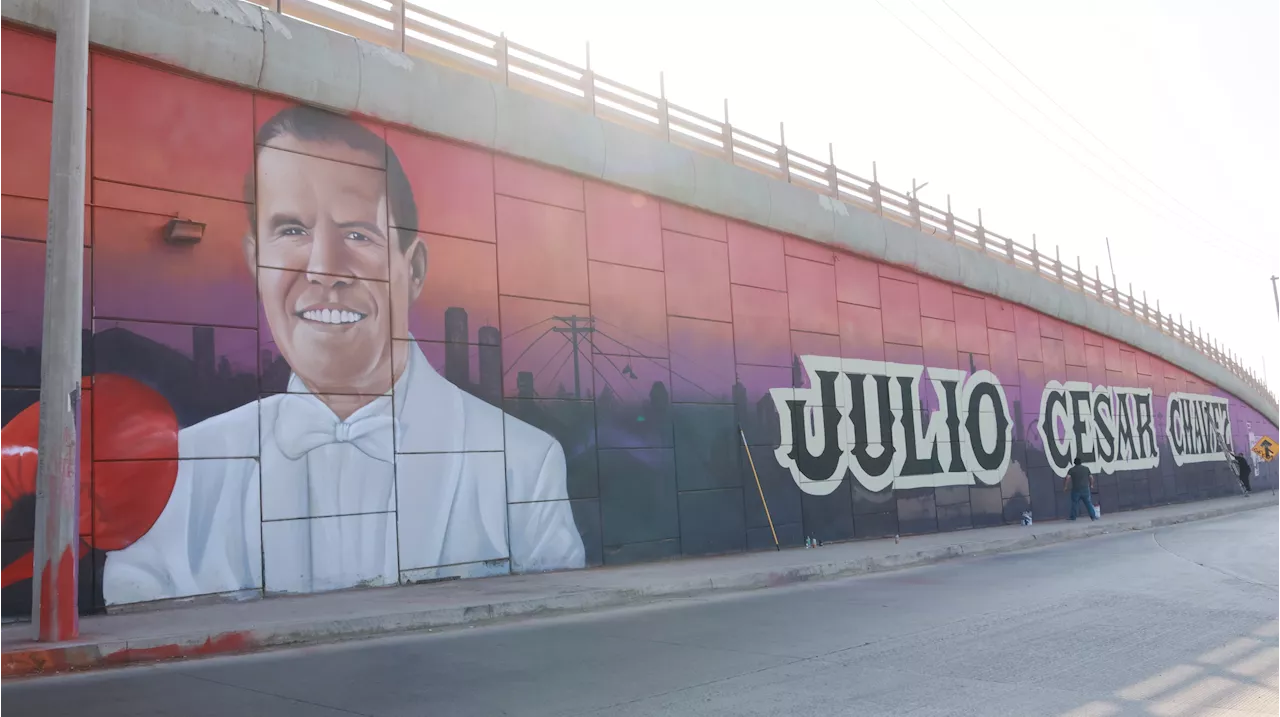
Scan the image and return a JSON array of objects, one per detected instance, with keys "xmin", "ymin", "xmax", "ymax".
[{"xmin": 275, "ymin": 394, "xmax": 396, "ymax": 463}]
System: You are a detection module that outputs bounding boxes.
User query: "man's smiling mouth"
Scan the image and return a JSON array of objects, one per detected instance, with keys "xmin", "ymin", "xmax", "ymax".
[{"xmin": 298, "ymin": 308, "xmax": 367, "ymax": 325}]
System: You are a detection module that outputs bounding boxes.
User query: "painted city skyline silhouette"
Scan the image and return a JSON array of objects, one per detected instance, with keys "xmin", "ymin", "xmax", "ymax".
[{"xmin": 2, "ymin": 305, "xmax": 795, "ymax": 450}]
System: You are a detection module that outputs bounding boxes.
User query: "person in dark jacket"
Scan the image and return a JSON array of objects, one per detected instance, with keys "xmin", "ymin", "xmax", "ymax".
[
  {"xmin": 1234, "ymin": 452, "xmax": 1253, "ymax": 495},
  {"xmin": 1064, "ymin": 457, "xmax": 1097, "ymax": 521}
]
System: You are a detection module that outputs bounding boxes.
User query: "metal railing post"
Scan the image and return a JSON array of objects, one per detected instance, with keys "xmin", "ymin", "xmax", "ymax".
[
  {"xmin": 826, "ymin": 143, "xmax": 839, "ymax": 196},
  {"xmin": 397, "ymin": 0, "xmax": 406, "ymax": 52},
  {"xmin": 583, "ymin": 41, "xmax": 596, "ymax": 115},
  {"xmin": 777, "ymin": 122, "xmax": 790, "ymax": 182},
  {"xmin": 497, "ymin": 33, "xmax": 510, "ymax": 85},
  {"xmin": 908, "ymin": 177, "xmax": 922, "ymax": 229},
  {"xmin": 721, "ymin": 99, "xmax": 733, "ymax": 162},
  {"xmin": 945, "ymin": 195, "xmax": 956, "ymax": 242},
  {"xmin": 658, "ymin": 71, "xmax": 670, "ymax": 141},
  {"xmin": 871, "ymin": 162, "xmax": 884, "ymax": 215}
]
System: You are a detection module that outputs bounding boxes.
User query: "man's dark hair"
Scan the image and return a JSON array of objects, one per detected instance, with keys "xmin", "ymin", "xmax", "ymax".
[
  {"xmin": 247, "ymin": 105, "xmax": 419, "ymax": 253},
  {"xmin": 1073, "ymin": 456, "xmax": 1082, "ymax": 466}
]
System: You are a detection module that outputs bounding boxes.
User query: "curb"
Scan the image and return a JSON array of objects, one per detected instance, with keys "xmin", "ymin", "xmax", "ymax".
[{"xmin": 4, "ymin": 497, "xmax": 1272, "ymax": 677}]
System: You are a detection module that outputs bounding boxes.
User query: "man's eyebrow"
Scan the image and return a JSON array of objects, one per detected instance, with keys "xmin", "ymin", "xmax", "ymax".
[{"xmin": 266, "ymin": 213, "xmax": 307, "ymax": 233}]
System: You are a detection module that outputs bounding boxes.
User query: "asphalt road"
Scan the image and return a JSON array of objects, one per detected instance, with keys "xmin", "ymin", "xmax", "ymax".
[{"xmin": 5, "ymin": 507, "xmax": 1277, "ymax": 717}]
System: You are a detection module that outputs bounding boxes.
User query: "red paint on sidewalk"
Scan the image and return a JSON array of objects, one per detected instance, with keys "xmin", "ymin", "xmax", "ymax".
[
  {"xmin": 102, "ymin": 631, "xmax": 257, "ymax": 667},
  {"xmin": 3, "ymin": 631, "xmax": 258, "ymax": 678}
]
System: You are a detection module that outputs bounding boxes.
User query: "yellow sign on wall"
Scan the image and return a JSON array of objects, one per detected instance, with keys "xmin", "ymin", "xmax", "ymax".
[{"xmin": 1252, "ymin": 436, "xmax": 1277, "ymax": 462}]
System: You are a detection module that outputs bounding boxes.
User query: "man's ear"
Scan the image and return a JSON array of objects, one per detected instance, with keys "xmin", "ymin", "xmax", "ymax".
[
  {"xmin": 242, "ymin": 232, "xmax": 257, "ymax": 277},
  {"xmin": 407, "ymin": 237, "xmax": 427, "ymax": 301}
]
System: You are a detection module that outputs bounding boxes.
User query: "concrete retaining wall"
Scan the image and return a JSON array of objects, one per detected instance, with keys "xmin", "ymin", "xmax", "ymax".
[{"xmin": 2, "ymin": 0, "xmax": 1277, "ymax": 621}]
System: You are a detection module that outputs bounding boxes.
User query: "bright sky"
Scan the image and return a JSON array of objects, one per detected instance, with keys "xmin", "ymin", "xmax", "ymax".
[{"xmin": 423, "ymin": 0, "xmax": 1280, "ymax": 398}]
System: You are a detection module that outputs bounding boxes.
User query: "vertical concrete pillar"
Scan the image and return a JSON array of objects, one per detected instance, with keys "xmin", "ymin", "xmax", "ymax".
[{"xmin": 33, "ymin": 0, "xmax": 91, "ymax": 642}]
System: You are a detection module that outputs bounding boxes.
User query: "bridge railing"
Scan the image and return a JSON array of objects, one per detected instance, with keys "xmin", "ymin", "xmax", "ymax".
[{"xmin": 246, "ymin": 0, "xmax": 1276, "ymax": 408}]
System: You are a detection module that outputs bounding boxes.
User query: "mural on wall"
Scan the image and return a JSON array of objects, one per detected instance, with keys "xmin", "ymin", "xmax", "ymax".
[
  {"xmin": 1, "ymin": 29, "xmax": 1276, "ymax": 616},
  {"xmin": 1165, "ymin": 392, "xmax": 1232, "ymax": 466},
  {"xmin": 101, "ymin": 106, "xmax": 585, "ymax": 603},
  {"xmin": 1037, "ymin": 382, "xmax": 1160, "ymax": 478},
  {"xmin": 773, "ymin": 356, "xmax": 1012, "ymax": 494}
]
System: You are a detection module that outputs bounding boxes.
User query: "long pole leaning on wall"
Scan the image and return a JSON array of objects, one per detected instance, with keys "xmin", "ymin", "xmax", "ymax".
[
  {"xmin": 34, "ymin": 0, "xmax": 91, "ymax": 642},
  {"xmin": 740, "ymin": 430, "xmax": 780, "ymax": 550}
]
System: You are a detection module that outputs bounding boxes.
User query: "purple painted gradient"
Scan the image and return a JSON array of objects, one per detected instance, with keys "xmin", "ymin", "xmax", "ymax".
[{"xmin": 1, "ymin": 239, "xmax": 90, "ymax": 349}]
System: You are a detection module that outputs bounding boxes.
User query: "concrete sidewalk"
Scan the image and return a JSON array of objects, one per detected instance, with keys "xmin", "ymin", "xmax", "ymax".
[{"xmin": 3, "ymin": 494, "xmax": 1273, "ymax": 677}]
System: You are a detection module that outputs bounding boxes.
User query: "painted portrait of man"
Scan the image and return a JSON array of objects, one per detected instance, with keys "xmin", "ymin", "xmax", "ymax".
[{"xmin": 103, "ymin": 106, "xmax": 585, "ymax": 603}]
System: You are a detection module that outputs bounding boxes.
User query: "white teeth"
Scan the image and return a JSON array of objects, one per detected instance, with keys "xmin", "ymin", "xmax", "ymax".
[{"xmin": 301, "ymin": 309, "xmax": 364, "ymax": 325}]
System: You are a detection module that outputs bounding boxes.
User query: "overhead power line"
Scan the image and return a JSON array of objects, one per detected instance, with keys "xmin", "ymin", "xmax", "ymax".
[
  {"xmin": 938, "ymin": 0, "xmax": 1241, "ymax": 244},
  {"xmin": 908, "ymin": 2, "xmax": 1191, "ymax": 226},
  {"xmin": 876, "ymin": 0, "xmax": 1271, "ymax": 258}
]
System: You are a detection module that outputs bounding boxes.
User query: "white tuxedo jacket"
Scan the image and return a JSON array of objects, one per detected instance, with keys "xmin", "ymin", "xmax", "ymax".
[{"xmin": 104, "ymin": 341, "xmax": 585, "ymax": 605}]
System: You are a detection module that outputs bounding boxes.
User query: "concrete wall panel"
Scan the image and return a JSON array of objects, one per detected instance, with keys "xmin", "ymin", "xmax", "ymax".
[
  {"xmin": 259, "ymin": 13, "xmax": 359, "ymax": 112},
  {"xmin": 832, "ymin": 204, "xmax": 889, "ymax": 259},
  {"xmin": 599, "ymin": 121, "xmax": 697, "ymax": 201},
  {"xmin": 356, "ymin": 42, "xmax": 497, "ymax": 150},
  {"xmin": 89, "ymin": 0, "xmax": 265, "ymax": 89},
  {"xmin": 765, "ymin": 180, "xmax": 836, "ymax": 245},
  {"xmin": 686, "ymin": 152, "xmax": 773, "ymax": 229},
  {"xmin": 955, "ymin": 247, "xmax": 999, "ymax": 297},
  {"xmin": 492, "ymin": 87, "xmax": 606, "ymax": 181},
  {"xmin": 913, "ymin": 237, "xmax": 963, "ymax": 286},
  {"xmin": 881, "ymin": 221, "xmax": 921, "ymax": 270}
]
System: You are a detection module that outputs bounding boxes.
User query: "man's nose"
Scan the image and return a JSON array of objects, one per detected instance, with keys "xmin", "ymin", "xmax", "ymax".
[{"xmin": 305, "ymin": 226, "xmax": 355, "ymax": 287}]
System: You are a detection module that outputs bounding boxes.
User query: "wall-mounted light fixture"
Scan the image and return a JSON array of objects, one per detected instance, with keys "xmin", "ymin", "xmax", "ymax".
[{"xmin": 164, "ymin": 218, "xmax": 205, "ymax": 245}]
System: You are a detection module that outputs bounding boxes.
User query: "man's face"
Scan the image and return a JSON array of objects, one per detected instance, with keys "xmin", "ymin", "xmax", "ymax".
[{"xmin": 251, "ymin": 135, "xmax": 422, "ymax": 395}]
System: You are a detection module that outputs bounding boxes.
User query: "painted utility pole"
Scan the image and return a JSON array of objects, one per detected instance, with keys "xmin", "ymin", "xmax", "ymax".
[
  {"xmin": 33, "ymin": 0, "xmax": 91, "ymax": 642},
  {"xmin": 552, "ymin": 316, "xmax": 595, "ymax": 399}
]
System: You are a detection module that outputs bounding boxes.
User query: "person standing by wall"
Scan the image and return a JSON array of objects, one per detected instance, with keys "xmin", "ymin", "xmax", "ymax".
[{"xmin": 1064, "ymin": 457, "xmax": 1097, "ymax": 521}]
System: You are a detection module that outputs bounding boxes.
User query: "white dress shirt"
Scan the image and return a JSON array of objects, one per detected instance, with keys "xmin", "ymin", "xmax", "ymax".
[{"xmin": 103, "ymin": 340, "xmax": 585, "ymax": 605}]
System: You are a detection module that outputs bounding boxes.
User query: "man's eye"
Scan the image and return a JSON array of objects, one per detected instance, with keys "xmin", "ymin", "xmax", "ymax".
[
  {"xmin": 346, "ymin": 231, "xmax": 371, "ymax": 243},
  {"xmin": 280, "ymin": 226, "xmax": 308, "ymax": 237}
]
